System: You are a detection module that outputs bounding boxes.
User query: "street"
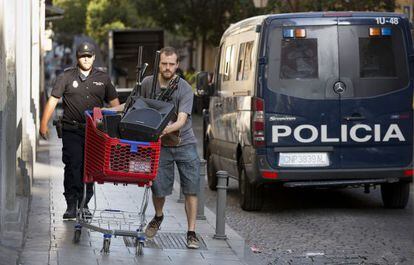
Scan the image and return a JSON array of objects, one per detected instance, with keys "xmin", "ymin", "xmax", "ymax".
[{"xmin": 192, "ymin": 113, "xmax": 414, "ymax": 265}]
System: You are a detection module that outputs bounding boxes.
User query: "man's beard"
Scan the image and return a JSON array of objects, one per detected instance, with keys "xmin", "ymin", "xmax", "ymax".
[
  {"xmin": 160, "ymin": 70, "xmax": 173, "ymax": 81},
  {"xmin": 78, "ymin": 63, "xmax": 92, "ymax": 71}
]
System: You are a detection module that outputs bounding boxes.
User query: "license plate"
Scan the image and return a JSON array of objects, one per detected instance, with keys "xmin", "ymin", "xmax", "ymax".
[
  {"xmin": 278, "ymin": 152, "xmax": 329, "ymax": 167},
  {"xmin": 129, "ymin": 160, "xmax": 151, "ymax": 173}
]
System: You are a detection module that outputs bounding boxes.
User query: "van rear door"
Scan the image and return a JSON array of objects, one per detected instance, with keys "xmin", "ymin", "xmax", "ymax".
[
  {"xmin": 265, "ymin": 18, "xmax": 342, "ymax": 169},
  {"xmin": 337, "ymin": 16, "xmax": 412, "ymax": 168}
]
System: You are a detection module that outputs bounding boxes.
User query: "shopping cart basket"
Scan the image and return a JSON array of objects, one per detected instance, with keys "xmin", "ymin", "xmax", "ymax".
[{"xmin": 73, "ymin": 107, "xmax": 161, "ymax": 255}]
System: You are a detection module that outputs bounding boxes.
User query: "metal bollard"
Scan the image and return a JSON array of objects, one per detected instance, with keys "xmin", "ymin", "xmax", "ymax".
[
  {"xmin": 197, "ymin": 159, "xmax": 206, "ymax": 220},
  {"xmin": 214, "ymin": 171, "xmax": 228, "ymax": 240}
]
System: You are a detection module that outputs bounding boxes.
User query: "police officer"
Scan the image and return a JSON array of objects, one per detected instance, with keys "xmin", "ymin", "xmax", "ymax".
[{"xmin": 40, "ymin": 42, "xmax": 120, "ymax": 219}]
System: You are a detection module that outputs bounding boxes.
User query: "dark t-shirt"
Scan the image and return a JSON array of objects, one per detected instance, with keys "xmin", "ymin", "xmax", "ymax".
[
  {"xmin": 51, "ymin": 67, "xmax": 118, "ymax": 123},
  {"xmin": 141, "ymin": 75, "xmax": 197, "ymax": 146}
]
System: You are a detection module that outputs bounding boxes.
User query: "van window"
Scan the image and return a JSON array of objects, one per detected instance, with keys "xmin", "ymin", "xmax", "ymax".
[
  {"xmin": 237, "ymin": 41, "xmax": 254, "ymax": 81},
  {"xmin": 338, "ymin": 25, "xmax": 409, "ymax": 97},
  {"xmin": 267, "ymin": 25, "xmax": 339, "ymax": 99},
  {"xmin": 223, "ymin": 45, "xmax": 235, "ymax": 81},
  {"xmin": 280, "ymin": 39, "xmax": 318, "ymax": 79},
  {"xmin": 359, "ymin": 38, "xmax": 396, "ymax": 78}
]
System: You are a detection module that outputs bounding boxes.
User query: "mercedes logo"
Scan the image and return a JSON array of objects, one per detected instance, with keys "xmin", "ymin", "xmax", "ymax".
[{"xmin": 333, "ymin": 81, "xmax": 346, "ymax": 94}]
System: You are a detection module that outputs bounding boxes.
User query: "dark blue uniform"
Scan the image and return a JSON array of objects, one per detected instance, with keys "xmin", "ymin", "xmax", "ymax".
[{"xmin": 51, "ymin": 66, "xmax": 118, "ymax": 205}]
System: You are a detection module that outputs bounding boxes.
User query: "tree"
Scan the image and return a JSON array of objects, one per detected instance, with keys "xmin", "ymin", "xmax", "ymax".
[
  {"xmin": 86, "ymin": 0, "xmax": 155, "ymax": 46},
  {"xmin": 266, "ymin": 0, "xmax": 395, "ymax": 13},
  {"xmin": 134, "ymin": 0, "xmax": 259, "ymax": 68},
  {"xmin": 52, "ymin": 0, "xmax": 89, "ymax": 46}
]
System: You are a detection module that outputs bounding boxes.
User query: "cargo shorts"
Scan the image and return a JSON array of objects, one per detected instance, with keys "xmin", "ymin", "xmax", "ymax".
[{"xmin": 151, "ymin": 143, "xmax": 200, "ymax": 198}]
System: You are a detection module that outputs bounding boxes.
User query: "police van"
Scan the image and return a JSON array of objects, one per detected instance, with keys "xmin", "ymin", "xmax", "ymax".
[{"xmin": 197, "ymin": 12, "xmax": 413, "ymax": 211}]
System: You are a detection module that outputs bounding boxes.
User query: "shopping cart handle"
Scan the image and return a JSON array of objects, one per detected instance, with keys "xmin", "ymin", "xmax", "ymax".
[{"xmin": 119, "ymin": 139, "xmax": 150, "ymax": 153}]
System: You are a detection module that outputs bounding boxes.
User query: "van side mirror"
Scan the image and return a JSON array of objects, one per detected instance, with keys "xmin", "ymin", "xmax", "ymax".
[{"xmin": 196, "ymin": 71, "xmax": 211, "ymax": 96}]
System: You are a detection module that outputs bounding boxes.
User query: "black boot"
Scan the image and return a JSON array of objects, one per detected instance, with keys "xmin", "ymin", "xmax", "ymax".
[{"xmin": 63, "ymin": 200, "xmax": 77, "ymax": 219}]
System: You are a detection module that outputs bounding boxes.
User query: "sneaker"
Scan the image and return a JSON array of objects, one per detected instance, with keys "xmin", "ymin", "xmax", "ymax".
[
  {"xmin": 145, "ymin": 215, "xmax": 163, "ymax": 238},
  {"xmin": 186, "ymin": 232, "xmax": 200, "ymax": 249}
]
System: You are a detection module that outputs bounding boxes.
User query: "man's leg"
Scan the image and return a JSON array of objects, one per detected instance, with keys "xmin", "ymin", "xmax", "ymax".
[
  {"xmin": 145, "ymin": 195, "xmax": 166, "ymax": 238},
  {"xmin": 175, "ymin": 144, "xmax": 201, "ymax": 249},
  {"xmin": 145, "ymin": 147, "xmax": 174, "ymax": 238},
  {"xmin": 184, "ymin": 195, "xmax": 198, "ymax": 231},
  {"xmin": 152, "ymin": 196, "xmax": 166, "ymax": 217},
  {"xmin": 61, "ymin": 129, "xmax": 83, "ymax": 219}
]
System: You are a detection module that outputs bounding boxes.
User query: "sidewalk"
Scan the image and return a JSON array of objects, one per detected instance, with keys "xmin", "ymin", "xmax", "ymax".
[{"xmin": 18, "ymin": 128, "xmax": 251, "ymax": 265}]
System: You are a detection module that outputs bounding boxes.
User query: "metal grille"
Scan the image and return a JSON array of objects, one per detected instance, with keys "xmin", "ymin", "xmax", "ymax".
[{"xmin": 123, "ymin": 232, "xmax": 207, "ymax": 250}]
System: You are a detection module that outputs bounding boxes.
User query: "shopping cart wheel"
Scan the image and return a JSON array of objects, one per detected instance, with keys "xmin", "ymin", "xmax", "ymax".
[
  {"xmin": 101, "ymin": 234, "xmax": 111, "ymax": 254},
  {"xmin": 73, "ymin": 224, "xmax": 82, "ymax": 243},
  {"xmin": 136, "ymin": 241, "xmax": 144, "ymax": 256},
  {"xmin": 73, "ymin": 229, "xmax": 81, "ymax": 243}
]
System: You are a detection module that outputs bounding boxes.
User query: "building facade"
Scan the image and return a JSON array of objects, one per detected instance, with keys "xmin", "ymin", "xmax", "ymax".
[
  {"xmin": 396, "ymin": 0, "xmax": 414, "ymax": 21},
  {"xmin": 0, "ymin": 0, "xmax": 45, "ymax": 262}
]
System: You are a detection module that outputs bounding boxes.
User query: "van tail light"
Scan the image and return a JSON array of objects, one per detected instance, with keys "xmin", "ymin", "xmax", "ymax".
[
  {"xmin": 252, "ymin": 97, "xmax": 265, "ymax": 147},
  {"xmin": 403, "ymin": 169, "xmax": 413, "ymax": 177},
  {"xmin": 262, "ymin": 171, "xmax": 278, "ymax": 179}
]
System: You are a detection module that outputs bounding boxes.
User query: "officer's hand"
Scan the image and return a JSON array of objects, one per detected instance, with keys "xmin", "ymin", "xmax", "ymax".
[{"xmin": 39, "ymin": 126, "xmax": 49, "ymax": 140}]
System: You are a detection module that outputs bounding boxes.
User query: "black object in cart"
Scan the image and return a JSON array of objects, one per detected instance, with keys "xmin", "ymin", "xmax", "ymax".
[
  {"xmin": 118, "ymin": 96, "xmax": 175, "ymax": 141},
  {"xmin": 101, "ymin": 48, "xmax": 175, "ymax": 141},
  {"xmin": 118, "ymin": 49, "xmax": 175, "ymax": 141}
]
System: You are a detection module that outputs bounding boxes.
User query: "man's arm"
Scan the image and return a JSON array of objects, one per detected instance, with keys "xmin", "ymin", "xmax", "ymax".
[
  {"xmin": 102, "ymin": 102, "xmax": 125, "ymax": 112},
  {"xmin": 39, "ymin": 96, "xmax": 60, "ymax": 140},
  {"xmin": 161, "ymin": 112, "xmax": 188, "ymax": 137}
]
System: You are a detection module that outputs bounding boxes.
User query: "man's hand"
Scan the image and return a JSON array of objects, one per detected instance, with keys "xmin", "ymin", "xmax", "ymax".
[
  {"xmin": 160, "ymin": 125, "xmax": 171, "ymax": 138},
  {"xmin": 39, "ymin": 125, "xmax": 49, "ymax": 140},
  {"xmin": 40, "ymin": 96, "xmax": 59, "ymax": 140}
]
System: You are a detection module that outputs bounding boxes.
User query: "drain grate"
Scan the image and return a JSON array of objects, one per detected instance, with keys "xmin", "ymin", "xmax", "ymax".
[{"xmin": 123, "ymin": 232, "xmax": 207, "ymax": 250}]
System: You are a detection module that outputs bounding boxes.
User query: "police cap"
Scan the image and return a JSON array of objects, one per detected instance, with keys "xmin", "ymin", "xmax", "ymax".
[{"xmin": 76, "ymin": 42, "xmax": 95, "ymax": 57}]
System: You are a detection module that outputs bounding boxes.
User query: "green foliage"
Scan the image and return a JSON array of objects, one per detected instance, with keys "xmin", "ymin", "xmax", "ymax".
[
  {"xmin": 134, "ymin": 0, "xmax": 259, "ymax": 46},
  {"xmin": 51, "ymin": 0, "xmax": 396, "ymax": 50},
  {"xmin": 266, "ymin": 0, "xmax": 395, "ymax": 13},
  {"xmin": 86, "ymin": 0, "xmax": 153, "ymax": 45},
  {"xmin": 52, "ymin": 0, "xmax": 89, "ymax": 45}
]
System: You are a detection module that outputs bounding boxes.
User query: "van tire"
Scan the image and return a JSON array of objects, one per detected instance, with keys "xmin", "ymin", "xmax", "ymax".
[
  {"xmin": 206, "ymin": 147, "xmax": 218, "ymax": 190},
  {"xmin": 239, "ymin": 160, "xmax": 263, "ymax": 211},
  {"xmin": 381, "ymin": 182, "xmax": 410, "ymax": 209}
]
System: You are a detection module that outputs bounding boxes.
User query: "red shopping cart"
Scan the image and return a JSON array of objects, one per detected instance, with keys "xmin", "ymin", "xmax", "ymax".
[{"xmin": 73, "ymin": 107, "xmax": 161, "ymax": 255}]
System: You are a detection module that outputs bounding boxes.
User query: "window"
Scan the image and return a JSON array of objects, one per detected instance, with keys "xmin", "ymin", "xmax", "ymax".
[
  {"xmin": 223, "ymin": 45, "xmax": 234, "ymax": 81},
  {"xmin": 237, "ymin": 41, "xmax": 254, "ymax": 81},
  {"xmin": 267, "ymin": 24, "xmax": 338, "ymax": 99},
  {"xmin": 280, "ymin": 39, "xmax": 318, "ymax": 79},
  {"xmin": 359, "ymin": 38, "xmax": 396, "ymax": 78}
]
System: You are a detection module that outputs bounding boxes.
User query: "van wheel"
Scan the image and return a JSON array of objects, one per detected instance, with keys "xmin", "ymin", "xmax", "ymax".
[
  {"xmin": 381, "ymin": 182, "xmax": 410, "ymax": 209},
  {"xmin": 206, "ymin": 147, "xmax": 218, "ymax": 190},
  {"xmin": 239, "ymin": 160, "xmax": 263, "ymax": 211}
]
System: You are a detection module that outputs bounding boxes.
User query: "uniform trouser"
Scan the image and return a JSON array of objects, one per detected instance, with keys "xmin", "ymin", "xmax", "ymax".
[{"xmin": 62, "ymin": 128, "xmax": 93, "ymax": 205}]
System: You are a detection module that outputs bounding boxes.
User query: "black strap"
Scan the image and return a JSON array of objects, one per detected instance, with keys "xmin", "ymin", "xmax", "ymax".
[
  {"xmin": 62, "ymin": 119, "xmax": 85, "ymax": 130},
  {"xmin": 156, "ymin": 76, "xmax": 180, "ymax": 102}
]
